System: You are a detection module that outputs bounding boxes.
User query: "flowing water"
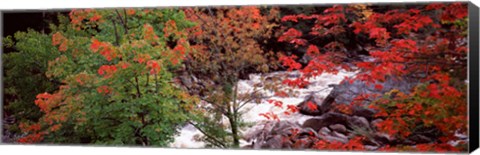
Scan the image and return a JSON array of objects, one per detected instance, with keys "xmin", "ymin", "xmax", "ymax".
[{"xmin": 168, "ymin": 70, "xmax": 357, "ymax": 148}]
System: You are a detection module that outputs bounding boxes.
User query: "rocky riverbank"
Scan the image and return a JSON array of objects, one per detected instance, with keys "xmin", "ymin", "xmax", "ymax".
[{"xmin": 169, "ymin": 70, "xmax": 468, "ymax": 151}]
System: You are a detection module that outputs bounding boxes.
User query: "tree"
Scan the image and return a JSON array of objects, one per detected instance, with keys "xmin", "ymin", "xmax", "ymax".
[
  {"xmin": 3, "ymin": 29, "xmax": 61, "ymax": 138},
  {"xmin": 274, "ymin": 2, "xmax": 468, "ymax": 152},
  {"xmin": 180, "ymin": 6, "xmax": 280, "ymax": 148},
  {"xmin": 15, "ymin": 8, "xmax": 198, "ymax": 146}
]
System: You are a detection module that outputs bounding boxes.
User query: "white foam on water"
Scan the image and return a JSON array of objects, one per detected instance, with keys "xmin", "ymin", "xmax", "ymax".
[
  {"xmin": 169, "ymin": 124, "xmax": 205, "ymax": 148},
  {"xmin": 169, "ymin": 70, "xmax": 357, "ymax": 148}
]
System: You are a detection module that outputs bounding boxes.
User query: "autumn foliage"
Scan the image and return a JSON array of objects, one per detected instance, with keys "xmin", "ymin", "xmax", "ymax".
[
  {"xmin": 3, "ymin": 2, "xmax": 471, "ymax": 153},
  {"xmin": 180, "ymin": 6, "xmax": 280, "ymax": 148},
  {"xmin": 275, "ymin": 2, "xmax": 468, "ymax": 152},
  {"xmin": 14, "ymin": 8, "xmax": 197, "ymax": 146}
]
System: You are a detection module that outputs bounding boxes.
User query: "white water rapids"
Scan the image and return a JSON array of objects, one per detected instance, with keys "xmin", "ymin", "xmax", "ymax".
[{"xmin": 168, "ymin": 70, "xmax": 357, "ymax": 148}]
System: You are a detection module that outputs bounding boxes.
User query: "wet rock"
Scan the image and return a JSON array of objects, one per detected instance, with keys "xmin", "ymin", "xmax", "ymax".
[
  {"xmin": 287, "ymin": 72, "xmax": 301, "ymax": 78},
  {"xmin": 301, "ymin": 112, "xmax": 350, "ymax": 132},
  {"xmin": 400, "ymin": 126, "xmax": 442, "ymax": 145},
  {"xmin": 298, "ymin": 128, "xmax": 320, "ymax": 139},
  {"xmin": 347, "ymin": 116, "xmax": 370, "ymax": 130},
  {"xmin": 322, "ymin": 134, "xmax": 348, "ymax": 143},
  {"xmin": 245, "ymin": 120, "xmax": 324, "ymax": 149},
  {"xmin": 329, "ymin": 124, "xmax": 347, "ymax": 134},
  {"xmin": 364, "ymin": 145, "xmax": 379, "ymax": 151},
  {"xmin": 319, "ymin": 127, "xmax": 331, "ymax": 136},
  {"xmin": 372, "ymin": 133, "xmax": 394, "ymax": 145},
  {"xmin": 407, "ymin": 134, "xmax": 433, "ymax": 144},
  {"xmin": 331, "ymin": 131, "xmax": 348, "ymax": 141},
  {"xmin": 399, "ymin": 139, "xmax": 416, "ymax": 145},
  {"xmin": 293, "ymin": 137, "xmax": 315, "ymax": 149},
  {"xmin": 414, "ymin": 126, "xmax": 442, "ymax": 140},
  {"xmin": 322, "ymin": 75, "xmax": 420, "ymax": 115},
  {"xmin": 260, "ymin": 135, "xmax": 284, "ymax": 149},
  {"xmin": 352, "ymin": 107, "xmax": 376, "ymax": 121},
  {"xmin": 245, "ymin": 120, "xmax": 304, "ymax": 149},
  {"xmin": 297, "ymin": 95, "xmax": 328, "ymax": 116}
]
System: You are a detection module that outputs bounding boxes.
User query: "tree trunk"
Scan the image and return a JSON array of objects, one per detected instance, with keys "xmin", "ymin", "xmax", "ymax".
[{"xmin": 228, "ymin": 114, "xmax": 240, "ymax": 148}]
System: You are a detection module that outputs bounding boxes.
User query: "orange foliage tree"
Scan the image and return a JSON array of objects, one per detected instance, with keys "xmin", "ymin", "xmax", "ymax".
[{"xmin": 180, "ymin": 6, "xmax": 280, "ymax": 148}]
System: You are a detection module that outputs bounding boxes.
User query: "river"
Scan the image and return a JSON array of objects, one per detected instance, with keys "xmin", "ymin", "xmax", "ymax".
[{"xmin": 168, "ymin": 70, "xmax": 357, "ymax": 148}]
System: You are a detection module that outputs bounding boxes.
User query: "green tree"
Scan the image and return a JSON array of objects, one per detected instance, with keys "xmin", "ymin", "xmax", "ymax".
[
  {"xmin": 15, "ymin": 8, "xmax": 197, "ymax": 146},
  {"xmin": 3, "ymin": 30, "xmax": 61, "ymax": 136}
]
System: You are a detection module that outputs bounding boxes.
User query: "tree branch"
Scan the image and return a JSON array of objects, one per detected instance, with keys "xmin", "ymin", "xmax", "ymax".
[
  {"xmin": 135, "ymin": 76, "xmax": 142, "ymax": 98},
  {"xmin": 115, "ymin": 9, "xmax": 129, "ymax": 34},
  {"xmin": 187, "ymin": 121, "xmax": 227, "ymax": 148},
  {"xmin": 111, "ymin": 19, "xmax": 120, "ymax": 46}
]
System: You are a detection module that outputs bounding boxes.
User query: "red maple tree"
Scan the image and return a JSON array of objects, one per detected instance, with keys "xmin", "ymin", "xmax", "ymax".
[{"xmin": 273, "ymin": 2, "xmax": 468, "ymax": 152}]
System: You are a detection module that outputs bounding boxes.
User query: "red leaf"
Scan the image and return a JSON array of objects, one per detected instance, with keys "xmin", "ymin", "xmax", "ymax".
[
  {"xmin": 278, "ymin": 28, "xmax": 303, "ymax": 42},
  {"xmin": 90, "ymin": 38, "xmax": 102, "ymax": 52},
  {"xmin": 307, "ymin": 101, "xmax": 318, "ymax": 111},
  {"xmin": 287, "ymin": 105, "xmax": 299, "ymax": 113},
  {"xmin": 306, "ymin": 45, "xmax": 320, "ymax": 56}
]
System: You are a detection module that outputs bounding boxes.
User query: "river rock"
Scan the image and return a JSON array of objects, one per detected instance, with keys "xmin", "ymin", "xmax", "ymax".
[
  {"xmin": 293, "ymin": 137, "xmax": 315, "ymax": 149},
  {"xmin": 323, "ymin": 75, "xmax": 420, "ymax": 112},
  {"xmin": 364, "ymin": 145, "xmax": 379, "ymax": 150},
  {"xmin": 329, "ymin": 124, "xmax": 347, "ymax": 134},
  {"xmin": 347, "ymin": 116, "xmax": 370, "ymax": 130},
  {"xmin": 319, "ymin": 127, "xmax": 331, "ymax": 136},
  {"xmin": 301, "ymin": 112, "xmax": 350, "ymax": 132},
  {"xmin": 407, "ymin": 134, "xmax": 433, "ymax": 144},
  {"xmin": 322, "ymin": 134, "xmax": 348, "ymax": 143},
  {"xmin": 297, "ymin": 95, "xmax": 328, "ymax": 116},
  {"xmin": 260, "ymin": 134, "xmax": 284, "ymax": 149},
  {"xmin": 373, "ymin": 132, "xmax": 394, "ymax": 145},
  {"xmin": 351, "ymin": 107, "xmax": 376, "ymax": 121},
  {"xmin": 397, "ymin": 126, "xmax": 442, "ymax": 145},
  {"xmin": 331, "ymin": 131, "xmax": 348, "ymax": 141},
  {"xmin": 245, "ymin": 120, "xmax": 304, "ymax": 149}
]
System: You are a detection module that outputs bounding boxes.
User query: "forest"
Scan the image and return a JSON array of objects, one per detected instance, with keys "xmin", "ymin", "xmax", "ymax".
[{"xmin": 1, "ymin": 2, "xmax": 469, "ymax": 153}]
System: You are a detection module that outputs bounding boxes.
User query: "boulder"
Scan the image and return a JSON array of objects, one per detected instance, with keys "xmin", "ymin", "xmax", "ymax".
[
  {"xmin": 329, "ymin": 124, "xmax": 347, "ymax": 134},
  {"xmin": 364, "ymin": 145, "xmax": 380, "ymax": 151},
  {"xmin": 319, "ymin": 127, "xmax": 331, "ymax": 136},
  {"xmin": 372, "ymin": 132, "xmax": 395, "ymax": 145},
  {"xmin": 331, "ymin": 131, "xmax": 349, "ymax": 141},
  {"xmin": 351, "ymin": 107, "xmax": 376, "ymax": 121},
  {"xmin": 407, "ymin": 134, "xmax": 433, "ymax": 144},
  {"xmin": 292, "ymin": 137, "xmax": 315, "ymax": 149},
  {"xmin": 400, "ymin": 126, "xmax": 442, "ymax": 145},
  {"xmin": 321, "ymin": 134, "xmax": 348, "ymax": 143},
  {"xmin": 245, "ymin": 120, "xmax": 304, "ymax": 149},
  {"xmin": 347, "ymin": 116, "xmax": 370, "ymax": 130},
  {"xmin": 301, "ymin": 112, "xmax": 350, "ymax": 132},
  {"xmin": 320, "ymin": 75, "xmax": 420, "ymax": 117},
  {"xmin": 297, "ymin": 95, "xmax": 330, "ymax": 116},
  {"xmin": 260, "ymin": 135, "xmax": 284, "ymax": 149}
]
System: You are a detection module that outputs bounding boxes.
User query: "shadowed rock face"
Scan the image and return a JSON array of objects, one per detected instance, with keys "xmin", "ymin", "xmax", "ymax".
[
  {"xmin": 329, "ymin": 75, "xmax": 419, "ymax": 106},
  {"xmin": 242, "ymin": 112, "xmax": 400, "ymax": 150},
  {"xmin": 298, "ymin": 75, "xmax": 420, "ymax": 119},
  {"xmin": 301, "ymin": 112, "xmax": 350, "ymax": 131}
]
